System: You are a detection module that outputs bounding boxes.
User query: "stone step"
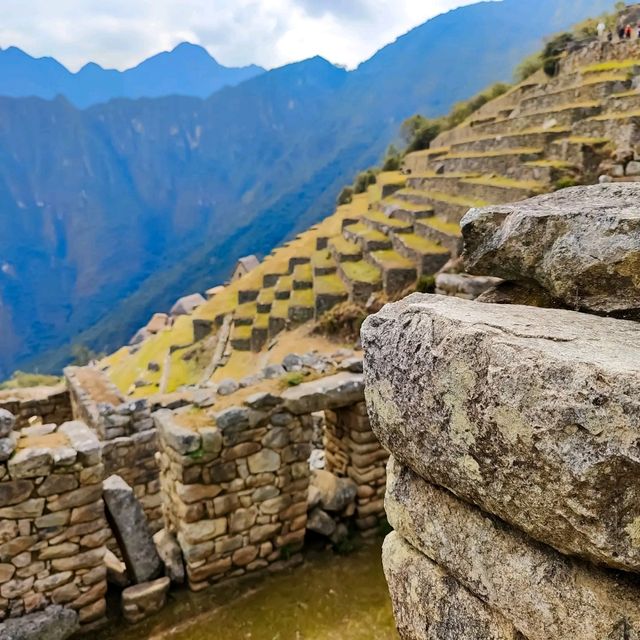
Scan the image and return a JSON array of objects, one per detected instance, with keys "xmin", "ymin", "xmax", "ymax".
[
  {"xmin": 366, "ymin": 249, "xmax": 417, "ymax": 297},
  {"xmin": 233, "ymin": 302, "xmax": 257, "ymax": 327},
  {"xmin": 256, "ymin": 288, "xmax": 275, "ymax": 314},
  {"xmin": 393, "ymin": 188, "xmax": 489, "ymax": 224},
  {"xmin": 274, "ymin": 276, "xmax": 292, "ymax": 300},
  {"xmin": 337, "ymin": 260, "xmax": 383, "ymax": 305},
  {"xmin": 391, "ymin": 232, "xmax": 451, "ymax": 277},
  {"xmin": 313, "ymin": 273, "xmax": 349, "ymax": 316},
  {"xmin": 376, "ymin": 197, "xmax": 435, "ymax": 225},
  {"xmin": 312, "ymin": 250, "xmax": 337, "ymax": 276},
  {"xmin": 572, "ymin": 110, "xmax": 640, "ymax": 146},
  {"xmin": 433, "ymin": 148, "xmax": 545, "ymax": 179},
  {"xmin": 605, "ymin": 90, "xmax": 640, "ymax": 114},
  {"xmin": 546, "ymin": 136, "xmax": 611, "ymax": 171},
  {"xmin": 516, "ymin": 77, "xmax": 631, "ymax": 115},
  {"xmin": 343, "ymin": 222, "xmax": 393, "ymax": 251},
  {"xmin": 269, "ymin": 299, "xmax": 290, "ymax": 339},
  {"xmin": 230, "ymin": 324, "xmax": 252, "ymax": 351},
  {"xmin": 362, "ymin": 210, "xmax": 413, "ymax": 235},
  {"xmin": 403, "ymin": 147, "xmax": 450, "ymax": 173},
  {"xmin": 329, "ymin": 236, "xmax": 363, "ymax": 263},
  {"xmin": 292, "ymin": 262, "xmax": 313, "ymax": 290},
  {"xmin": 414, "ymin": 216, "xmax": 463, "ymax": 257},
  {"xmin": 287, "ymin": 288, "xmax": 315, "ymax": 324},
  {"xmin": 448, "ymin": 127, "xmax": 569, "ymax": 155},
  {"xmin": 518, "ymin": 159, "xmax": 578, "ymax": 184},
  {"xmin": 251, "ymin": 314, "xmax": 270, "ymax": 351}
]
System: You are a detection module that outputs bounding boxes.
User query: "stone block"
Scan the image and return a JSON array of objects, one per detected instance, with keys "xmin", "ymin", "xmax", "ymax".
[
  {"xmin": 281, "ymin": 372, "xmax": 364, "ymax": 414},
  {"xmin": 363, "ymin": 294, "xmax": 640, "ymax": 572},
  {"xmin": 122, "ymin": 577, "xmax": 170, "ymax": 624}
]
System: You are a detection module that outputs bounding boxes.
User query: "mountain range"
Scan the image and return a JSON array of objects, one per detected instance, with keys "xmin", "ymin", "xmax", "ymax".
[
  {"xmin": 0, "ymin": 42, "xmax": 264, "ymax": 107},
  {"xmin": 0, "ymin": 0, "xmax": 615, "ymax": 377}
]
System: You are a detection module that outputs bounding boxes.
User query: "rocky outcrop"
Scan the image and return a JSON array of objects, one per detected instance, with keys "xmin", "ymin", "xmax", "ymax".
[
  {"xmin": 0, "ymin": 605, "xmax": 78, "ymax": 640},
  {"xmin": 462, "ymin": 184, "xmax": 640, "ymax": 319}
]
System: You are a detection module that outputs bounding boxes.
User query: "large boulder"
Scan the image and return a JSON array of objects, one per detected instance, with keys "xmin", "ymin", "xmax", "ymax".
[
  {"xmin": 386, "ymin": 458, "xmax": 640, "ymax": 640},
  {"xmin": 362, "ymin": 294, "xmax": 640, "ymax": 572},
  {"xmin": 461, "ymin": 184, "xmax": 640, "ymax": 319},
  {"xmin": 0, "ymin": 605, "xmax": 78, "ymax": 640},
  {"xmin": 382, "ymin": 532, "xmax": 523, "ymax": 640},
  {"xmin": 103, "ymin": 474, "xmax": 163, "ymax": 584}
]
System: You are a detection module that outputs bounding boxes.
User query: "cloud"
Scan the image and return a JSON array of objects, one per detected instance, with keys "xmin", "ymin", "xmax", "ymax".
[{"xmin": 0, "ymin": 0, "xmax": 479, "ymax": 71}]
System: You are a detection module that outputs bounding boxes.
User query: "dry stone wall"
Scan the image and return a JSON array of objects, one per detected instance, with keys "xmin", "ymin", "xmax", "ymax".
[
  {"xmin": 0, "ymin": 416, "xmax": 109, "ymax": 631},
  {"xmin": 0, "ymin": 386, "xmax": 72, "ymax": 430},
  {"xmin": 362, "ymin": 184, "xmax": 640, "ymax": 639}
]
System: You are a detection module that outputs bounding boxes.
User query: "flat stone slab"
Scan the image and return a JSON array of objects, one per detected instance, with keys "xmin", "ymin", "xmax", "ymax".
[
  {"xmin": 362, "ymin": 294, "xmax": 640, "ymax": 572},
  {"xmin": 383, "ymin": 532, "xmax": 523, "ymax": 640},
  {"xmin": 281, "ymin": 372, "xmax": 364, "ymax": 414},
  {"xmin": 0, "ymin": 605, "xmax": 78, "ymax": 639},
  {"xmin": 386, "ymin": 458, "xmax": 640, "ymax": 640},
  {"xmin": 462, "ymin": 183, "xmax": 640, "ymax": 318},
  {"xmin": 103, "ymin": 474, "xmax": 163, "ymax": 584}
]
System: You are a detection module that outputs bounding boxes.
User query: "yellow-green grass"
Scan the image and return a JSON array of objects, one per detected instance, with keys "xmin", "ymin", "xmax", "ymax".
[
  {"xmin": 409, "ymin": 171, "xmax": 480, "ymax": 180},
  {"xmin": 275, "ymin": 275, "xmax": 293, "ymax": 292},
  {"xmin": 445, "ymin": 147, "xmax": 543, "ymax": 159},
  {"xmin": 369, "ymin": 250, "xmax": 414, "ymax": 269},
  {"xmin": 257, "ymin": 288, "xmax": 276, "ymax": 304},
  {"xmin": 166, "ymin": 347, "xmax": 201, "ymax": 393},
  {"xmin": 254, "ymin": 313, "xmax": 270, "ymax": 330},
  {"xmin": 235, "ymin": 301, "xmax": 257, "ymax": 321},
  {"xmin": 271, "ymin": 299, "xmax": 290, "ymax": 319},
  {"xmin": 314, "ymin": 273, "xmax": 348, "ymax": 296},
  {"xmin": 565, "ymin": 136, "xmax": 610, "ymax": 145},
  {"xmin": 396, "ymin": 188, "xmax": 488, "ymax": 208},
  {"xmin": 212, "ymin": 351, "xmax": 258, "ymax": 383},
  {"xmin": 525, "ymin": 159, "xmax": 573, "ymax": 168},
  {"xmin": 312, "ymin": 251, "xmax": 335, "ymax": 269},
  {"xmin": 108, "ymin": 315, "xmax": 194, "ymax": 393},
  {"xmin": 409, "ymin": 146, "xmax": 451, "ymax": 158},
  {"xmin": 579, "ymin": 73, "xmax": 631, "ymax": 86},
  {"xmin": 462, "ymin": 175, "xmax": 546, "ymax": 192},
  {"xmin": 330, "ymin": 235, "xmax": 362, "ymax": 256},
  {"xmin": 454, "ymin": 126, "xmax": 570, "ymax": 145},
  {"xmin": 290, "ymin": 288, "xmax": 315, "ymax": 308},
  {"xmin": 233, "ymin": 324, "xmax": 253, "ymax": 340},
  {"xmin": 395, "ymin": 233, "xmax": 449, "ymax": 254},
  {"xmin": 344, "ymin": 222, "xmax": 388, "ymax": 242},
  {"xmin": 582, "ymin": 59, "xmax": 640, "ymax": 74},
  {"xmin": 487, "ymin": 101, "xmax": 600, "ymax": 127},
  {"xmin": 341, "ymin": 260, "xmax": 382, "ymax": 284},
  {"xmin": 293, "ymin": 262, "xmax": 313, "ymax": 281},
  {"xmin": 363, "ymin": 210, "xmax": 412, "ymax": 229},
  {"xmin": 381, "ymin": 197, "xmax": 434, "ymax": 213},
  {"xmin": 611, "ymin": 89, "xmax": 640, "ymax": 99},
  {"xmin": 419, "ymin": 217, "xmax": 462, "ymax": 236},
  {"xmin": 377, "ymin": 171, "xmax": 406, "ymax": 186}
]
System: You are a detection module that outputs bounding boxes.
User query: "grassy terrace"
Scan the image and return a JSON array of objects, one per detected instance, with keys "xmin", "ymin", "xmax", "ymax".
[
  {"xmin": 395, "ymin": 233, "xmax": 451, "ymax": 254},
  {"xmin": 611, "ymin": 89, "xmax": 640, "ymax": 98},
  {"xmin": 293, "ymin": 262, "xmax": 313, "ymax": 281},
  {"xmin": 455, "ymin": 125, "xmax": 570, "ymax": 144},
  {"xmin": 344, "ymin": 222, "xmax": 388, "ymax": 242},
  {"xmin": 369, "ymin": 249, "xmax": 415, "ymax": 269},
  {"xmin": 444, "ymin": 147, "xmax": 543, "ymax": 159},
  {"xmin": 289, "ymin": 287, "xmax": 314, "ymax": 307},
  {"xmin": 312, "ymin": 250, "xmax": 336, "ymax": 269},
  {"xmin": 275, "ymin": 275, "xmax": 293, "ymax": 293},
  {"xmin": 418, "ymin": 217, "xmax": 462, "ymax": 236},
  {"xmin": 525, "ymin": 159, "xmax": 573, "ymax": 168},
  {"xmin": 271, "ymin": 299, "xmax": 290, "ymax": 319},
  {"xmin": 254, "ymin": 313, "xmax": 270, "ymax": 330},
  {"xmin": 409, "ymin": 171, "xmax": 480, "ymax": 180},
  {"xmin": 397, "ymin": 187, "xmax": 488, "ymax": 208},
  {"xmin": 330, "ymin": 235, "xmax": 362, "ymax": 257},
  {"xmin": 381, "ymin": 197, "xmax": 434, "ymax": 213},
  {"xmin": 580, "ymin": 72, "xmax": 631, "ymax": 86},
  {"xmin": 236, "ymin": 301, "xmax": 258, "ymax": 320},
  {"xmin": 363, "ymin": 210, "xmax": 413, "ymax": 229},
  {"xmin": 582, "ymin": 59, "xmax": 640, "ymax": 74},
  {"xmin": 314, "ymin": 273, "xmax": 348, "ymax": 295},
  {"xmin": 589, "ymin": 109, "xmax": 640, "ymax": 121},
  {"xmin": 462, "ymin": 175, "xmax": 546, "ymax": 192},
  {"xmin": 233, "ymin": 325, "xmax": 253, "ymax": 340},
  {"xmin": 487, "ymin": 101, "xmax": 600, "ymax": 127},
  {"xmin": 565, "ymin": 136, "xmax": 610, "ymax": 145},
  {"xmin": 257, "ymin": 288, "xmax": 276, "ymax": 304},
  {"xmin": 410, "ymin": 146, "xmax": 451, "ymax": 158},
  {"xmin": 341, "ymin": 260, "xmax": 382, "ymax": 284}
]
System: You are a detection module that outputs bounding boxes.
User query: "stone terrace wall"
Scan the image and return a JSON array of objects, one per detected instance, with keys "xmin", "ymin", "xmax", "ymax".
[
  {"xmin": 65, "ymin": 367, "xmax": 162, "ymax": 533},
  {"xmin": 155, "ymin": 371, "xmax": 388, "ymax": 590},
  {"xmin": 363, "ymin": 293, "xmax": 640, "ymax": 640},
  {"xmin": 0, "ymin": 385, "xmax": 72, "ymax": 430},
  {"xmin": 0, "ymin": 415, "xmax": 109, "ymax": 630}
]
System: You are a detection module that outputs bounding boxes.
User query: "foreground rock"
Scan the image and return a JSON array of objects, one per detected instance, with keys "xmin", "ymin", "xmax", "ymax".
[
  {"xmin": 103, "ymin": 474, "xmax": 163, "ymax": 584},
  {"xmin": 0, "ymin": 605, "xmax": 78, "ymax": 640},
  {"xmin": 461, "ymin": 184, "xmax": 640, "ymax": 319},
  {"xmin": 362, "ymin": 294, "xmax": 640, "ymax": 572},
  {"xmin": 122, "ymin": 577, "xmax": 171, "ymax": 624},
  {"xmin": 385, "ymin": 458, "xmax": 640, "ymax": 640},
  {"xmin": 383, "ymin": 533, "xmax": 523, "ymax": 640}
]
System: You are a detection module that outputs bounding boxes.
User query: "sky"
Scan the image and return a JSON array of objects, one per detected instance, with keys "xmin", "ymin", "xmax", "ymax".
[{"xmin": 0, "ymin": 0, "xmax": 483, "ymax": 71}]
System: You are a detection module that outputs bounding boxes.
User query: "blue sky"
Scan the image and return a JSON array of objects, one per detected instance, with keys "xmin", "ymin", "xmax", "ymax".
[{"xmin": 0, "ymin": 0, "xmax": 483, "ymax": 71}]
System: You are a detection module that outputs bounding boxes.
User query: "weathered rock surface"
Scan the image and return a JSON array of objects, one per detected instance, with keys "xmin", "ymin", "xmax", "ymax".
[
  {"xmin": 306, "ymin": 507, "xmax": 336, "ymax": 537},
  {"xmin": 121, "ymin": 576, "xmax": 170, "ymax": 624},
  {"xmin": 0, "ymin": 410, "xmax": 15, "ymax": 439},
  {"xmin": 362, "ymin": 294, "xmax": 640, "ymax": 572},
  {"xmin": 0, "ymin": 605, "xmax": 78, "ymax": 639},
  {"xmin": 310, "ymin": 470, "xmax": 357, "ymax": 512},
  {"xmin": 103, "ymin": 474, "xmax": 163, "ymax": 584},
  {"xmin": 153, "ymin": 529, "xmax": 185, "ymax": 584},
  {"xmin": 462, "ymin": 184, "xmax": 640, "ymax": 318},
  {"xmin": 382, "ymin": 532, "xmax": 523, "ymax": 640},
  {"xmin": 281, "ymin": 372, "xmax": 364, "ymax": 414},
  {"xmin": 386, "ymin": 458, "xmax": 640, "ymax": 640}
]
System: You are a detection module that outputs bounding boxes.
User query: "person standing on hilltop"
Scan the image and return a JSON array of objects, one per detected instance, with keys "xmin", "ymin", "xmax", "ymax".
[
  {"xmin": 626, "ymin": 24, "xmax": 633, "ymax": 39},
  {"xmin": 597, "ymin": 21, "xmax": 606, "ymax": 39}
]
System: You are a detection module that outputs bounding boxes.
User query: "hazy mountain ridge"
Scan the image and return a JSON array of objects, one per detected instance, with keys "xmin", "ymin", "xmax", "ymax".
[
  {"xmin": 0, "ymin": 42, "xmax": 264, "ymax": 107},
  {"xmin": 0, "ymin": 0, "xmax": 616, "ymax": 376}
]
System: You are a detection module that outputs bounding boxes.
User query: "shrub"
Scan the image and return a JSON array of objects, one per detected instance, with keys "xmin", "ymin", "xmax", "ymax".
[
  {"xmin": 353, "ymin": 170, "xmax": 377, "ymax": 194},
  {"xmin": 382, "ymin": 145, "xmax": 401, "ymax": 171},
  {"xmin": 282, "ymin": 372, "xmax": 305, "ymax": 387},
  {"xmin": 416, "ymin": 274, "xmax": 436, "ymax": 293},
  {"xmin": 0, "ymin": 371, "xmax": 62, "ymax": 390},
  {"xmin": 337, "ymin": 186, "xmax": 353, "ymax": 206},
  {"xmin": 515, "ymin": 53, "xmax": 543, "ymax": 82},
  {"xmin": 554, "ymin": 176, "xmax": 578, "ymax": 191}
]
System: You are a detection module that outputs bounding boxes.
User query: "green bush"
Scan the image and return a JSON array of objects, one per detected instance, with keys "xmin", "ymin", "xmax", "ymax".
[
  {"xmin": 515, "ymin": 53, "xmax": 543, "ymax": 82},
  {"xmin": 416, "ymin": 274, "xmax": 436, "ymax": 293},
  {"xmin": 282, "ymin": 372, "xmax": 305, "ymax": 387},
  {"xmin": 337, "ymin": 186, "xmax": 353, "ymax": 206},
  {"xmin": 0, "ymin": 371, "xmax": 62, "ymax": 390},
  {"xmin": 353, "ymin": 170, "xmax": 377, "ymax": 194},
  {"xmin": 554, "ymin": 176, "xmax": 578, "ymax": 191},
  {"xmin": 382, "ymin": 144, "xmax": 401, "ymax": 171}
]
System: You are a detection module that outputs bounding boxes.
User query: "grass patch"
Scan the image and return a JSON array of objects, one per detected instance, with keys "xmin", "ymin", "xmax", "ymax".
[
  {"xmin": 314, "ymin": 273, "xmax": 348, "ymax": 296},
  {"xmin": 270, "ymin": 299, "xmax": 290, "ymax": 319},
  {"xmin": 344, "ymin": 222, "xmax": 388, "ymax": 242},
  {"xmin": 257, "ymin": 288, "xmax": 276, "ymax": 305},
  {"xmin": 290, "ymin": 288, "xmax": 314, "ymax": 308},
  {"xmin": 330, "ymin": 236, "xmax": 362, "ymax": 257},
  {"xmin": 341, "ymin": 260, "xmax": 382, "ymax": 284},
  {"xmin": 363, "ymin": 210, "xmax": 412, "ymax": 229},
  {"xmin": 370, "ymin": 250, "xmax": 415, "ymax": 269},
  {"xmin": 395, "ymin": 233, "xmax": 449, "ymax": 254},
  {"xmin": 293, "ymin": 262, "xmax": 313, "ymax": 282},
  {"xmin": 0, "ymin": 371, "xmax": 62, "ymax": 390},
  {"xmin": 581, "ymin": 59, "xmax": 640, "ymax": 74},
  {"xmin": 589, "ymin": 109, "xmax": 640, "ymax": 121},
  {"xmin": 565, "ymin": 136, "xmax": 609, "ymax": 145},
  {"xmin": 462, "ymin": 175, "xmax": 546, "ymax": 192},
  {"xmin": 312, "ymin": 251, "xmax": 336, "ymax": 270},
  {"xmin": 418, "ymin": 217, "xmax": 462, "ymax": 236},
  {"xmin": 445, "ymin": 147, "xmax": 543, "ymax": 159},
  {"xmin": 233, "ymin": 324, "xmax": 253, "ymax": 340},
  {"xmin": 525, "ymin": 159, "xmax": 573, "ymax": 168},
  {"xmin": 397, "ymin": 188, "xmax": 488, "ymax": 208},
  {"xmin": 254, "ymin": 313, "xmax": 270, "ymax": 330},
  {"xmin": 235, "ymin": 301, "xmax": 257, "ymax": 321}
]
